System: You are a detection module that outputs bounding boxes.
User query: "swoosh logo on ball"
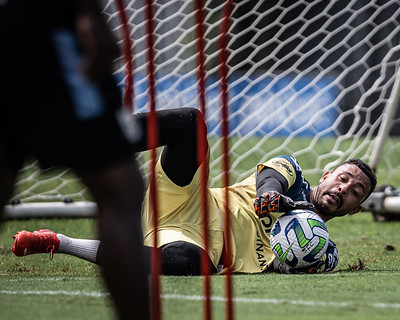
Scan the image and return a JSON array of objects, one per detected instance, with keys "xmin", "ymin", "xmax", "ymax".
[{"xmin": 279, "ymin": 242, "xmax": 294, "ymax": 262}]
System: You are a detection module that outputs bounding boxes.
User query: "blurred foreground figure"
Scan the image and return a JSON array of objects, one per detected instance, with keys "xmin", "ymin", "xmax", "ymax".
[{"xmin": 0, "ymin": 1, "xmax": 149, "ymax": 318}]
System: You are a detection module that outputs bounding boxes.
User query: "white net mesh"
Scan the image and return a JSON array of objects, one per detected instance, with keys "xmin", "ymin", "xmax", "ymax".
[{"xmin": 12, "ymin": 0, "xmax": 400, "ymax": 205}]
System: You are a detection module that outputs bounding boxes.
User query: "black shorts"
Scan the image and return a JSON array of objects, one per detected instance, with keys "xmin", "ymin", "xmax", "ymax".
[{"xmin": 0, "ymin": 29, "xmax": 138, "ymax": 174}]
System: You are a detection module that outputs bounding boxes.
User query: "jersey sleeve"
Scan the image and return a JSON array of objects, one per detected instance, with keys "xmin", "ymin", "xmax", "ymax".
[{"xmin": 256, "ymin": 156, "xmax": 296, "ymax": 189}]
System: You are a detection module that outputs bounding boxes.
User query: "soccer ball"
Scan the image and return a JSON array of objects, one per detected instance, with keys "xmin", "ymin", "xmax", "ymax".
[{"xmin": 270, "ymin": 209, "xmax": 329, "ymax": 269}]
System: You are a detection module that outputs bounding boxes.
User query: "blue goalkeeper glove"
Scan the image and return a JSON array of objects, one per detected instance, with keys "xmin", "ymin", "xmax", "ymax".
[
  {"xmin": 323, "ymin": 239, "xmax": 339, "ymax": 272},
  {"xmin": 272, "ymin": 258, "xmax": 325, "ymax": 274},
  {"xmin": 254, "ymin": 191, "xmax": 314, "ymax": 218}
]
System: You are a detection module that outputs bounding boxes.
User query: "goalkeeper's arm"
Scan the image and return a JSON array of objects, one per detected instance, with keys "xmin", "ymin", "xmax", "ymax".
[{"xmin": 255, "ymin": 167, "xmax": 288, "ymax": 197}]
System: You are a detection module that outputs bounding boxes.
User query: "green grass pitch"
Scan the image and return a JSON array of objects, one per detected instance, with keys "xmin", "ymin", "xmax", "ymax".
[
  {"xmin": 1, "ymin": 136, "xmax": 400, "ymax": 319},
  {"xmin": 1, "ymin": 213, "xmax": 400, "ymax": 319}
]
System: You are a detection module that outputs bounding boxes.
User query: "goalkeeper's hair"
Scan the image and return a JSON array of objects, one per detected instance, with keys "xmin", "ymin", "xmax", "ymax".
[{"xmin": 334, "ymin": 159, "xmax": 377, "ymax": 201}]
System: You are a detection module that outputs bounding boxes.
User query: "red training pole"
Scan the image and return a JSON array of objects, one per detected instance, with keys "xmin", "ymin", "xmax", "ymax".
[
  {"xmin": 219, "ymin": 1, "xmax": 234, "ymax": 320},
  {"xmin": 195, "ymin": 1, "xmax": 212, "ymax": 320},
  {"xmin": 115, "ymin": 0, "xmax": 134, "ymax": 112},
  {"xmin": 145, "ymin": 1, "xmax": 162, "ymax": 320}
]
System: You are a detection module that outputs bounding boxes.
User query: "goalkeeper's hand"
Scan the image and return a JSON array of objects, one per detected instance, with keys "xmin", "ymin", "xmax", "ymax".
[
  {"xmin": 272, "ymin": 240, "xmax": 339, "ymax": 274},
  {"xmin": 324, "ymin": 240, "xmax": 339, "ymax": 272},
  {"xmin": 272, "ymin": 258, "xmax": 325, "ymax": 274},
  {"xmin": 253, "ymin": 191, "xmax": 314, "ymax": 218}
]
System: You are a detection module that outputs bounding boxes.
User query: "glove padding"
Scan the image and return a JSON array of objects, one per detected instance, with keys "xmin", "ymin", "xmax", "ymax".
[
  {"xmin": 254, "ymin": 191, "xmax": 314, "ymax": 218},
  {"xmin": 272, "ymin": 239, "xmax": 339, "ymax": 274},
  {"xmin": 324, "ymin": 239, "xmax": 339, "ymax": 272},
  {"xmin": 273, "ymin": 258, "xmax": 325, "ymax": 274}
]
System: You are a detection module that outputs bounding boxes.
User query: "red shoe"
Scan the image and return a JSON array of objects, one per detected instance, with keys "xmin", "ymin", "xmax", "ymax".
[{"xmin": 11, "ymin": 229, "xmax": 60, "ymax": 259}]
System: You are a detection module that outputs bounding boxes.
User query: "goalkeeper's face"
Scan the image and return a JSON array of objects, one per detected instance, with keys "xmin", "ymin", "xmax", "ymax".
[{"xmin": 312, "ymin": 163, "xmax": 371, "ymax": 221}]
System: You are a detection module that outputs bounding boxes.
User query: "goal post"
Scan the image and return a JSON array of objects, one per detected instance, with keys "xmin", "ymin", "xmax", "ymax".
[
  {"xmin": 369, "ymin": 64, "xmax": 400, "ymax": 172},
  {"xmin": 6, "ymin": 0, "xmax": 400, "ymax": 219}
]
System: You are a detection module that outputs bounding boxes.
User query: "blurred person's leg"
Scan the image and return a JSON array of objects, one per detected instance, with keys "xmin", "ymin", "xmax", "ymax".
[{"xmin": 82, "ymin": 161, "xmax": 149, "ymax": 319}]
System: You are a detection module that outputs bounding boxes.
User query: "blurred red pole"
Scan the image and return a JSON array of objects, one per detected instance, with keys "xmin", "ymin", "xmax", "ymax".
[
  {"xmin": 145, "ymin": 1, "xmax": 162, "ymax": 320},
  {"xmin": 195, "ymin": 1, "xmax": 212, "ymax": 320},
  {"xmin": 219, "ymin": 1, "xmax": 234, "ymax": 320},
  {"xmin": 115, "ymin": 0, "xmax": 134, "ymax": 111}
]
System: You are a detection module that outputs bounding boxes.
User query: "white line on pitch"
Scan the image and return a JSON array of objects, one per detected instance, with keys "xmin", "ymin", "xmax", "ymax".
[
  {"xmin": 162, "ymin": 294, "xmax": 400, "ymax": 309},
  {"xmin": 0, "ymin": 290, "xmax": 108, "ymax": 297},
  {"xmin": 1, "ymin": 290, "xmax": 400, "ymax": 309},
  {"xmin": 0, "ymin": 277, "xmax": 97, "ymax": 282}
]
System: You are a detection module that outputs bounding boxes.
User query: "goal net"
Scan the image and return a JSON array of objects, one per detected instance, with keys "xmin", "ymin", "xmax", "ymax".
[{"xmin": 7, "ymin": 0, "xmax": 400, "ymax": 217}]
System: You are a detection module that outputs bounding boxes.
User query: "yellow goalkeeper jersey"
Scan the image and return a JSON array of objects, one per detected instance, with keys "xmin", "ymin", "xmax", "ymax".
[{"xmin": 142, "ymin": 154, "xmax": 310, "ymax": 274}]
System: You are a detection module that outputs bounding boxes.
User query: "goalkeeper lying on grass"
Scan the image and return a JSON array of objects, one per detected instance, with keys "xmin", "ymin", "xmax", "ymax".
[{"xmin": 11, "ymin": 108, "xmax": 377, "ymax": 275}]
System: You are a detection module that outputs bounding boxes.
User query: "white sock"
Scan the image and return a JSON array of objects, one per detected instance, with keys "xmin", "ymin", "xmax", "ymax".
[{"xmin": 56, "ymin": 234, "xmax": 100, "ymax": 264}]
